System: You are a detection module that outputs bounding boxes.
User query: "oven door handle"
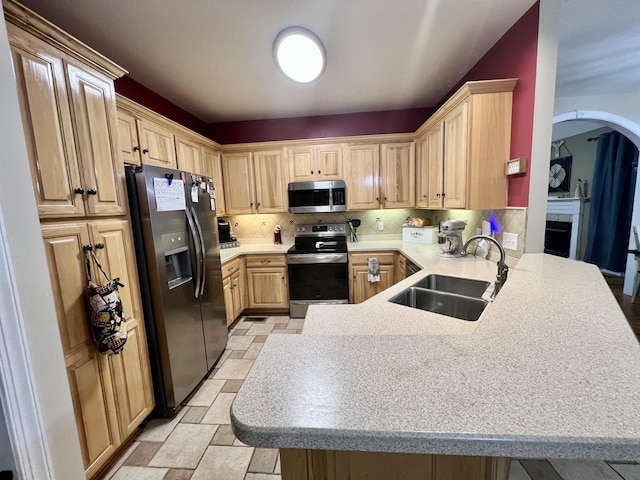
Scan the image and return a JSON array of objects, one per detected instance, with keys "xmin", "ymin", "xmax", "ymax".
[{"xmin": 288, "ymin": 253, "xmax": 348, "ymax": 264}]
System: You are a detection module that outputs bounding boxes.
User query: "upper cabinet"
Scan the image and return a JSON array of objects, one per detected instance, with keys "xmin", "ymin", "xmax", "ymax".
[
  {"xmin": 175, "ymin": 135, "xmax": 202, "ymax": 174},
  {"xmin": 133, "ymin": 118, "xmax": 177, "ymax": 168},
  {"xmin": 288, "ymin": 144, "xmax": 343, "ymax": 182},
  {"xmin": 344, "ymin": 142, "xmax": 415, "ymax": 211},
  {"xmin": 344, "ymin": 143, "xmax": 381, "ymax": 211},
  {"xmin": 7, "ymin": 23, "xmax": 127, "ymax": 218},
  {"xmin": 380, "ymin": 142, "xmax": 415, "ymax": 209},
  {"xmin": 201, "ymin": 146, "xmax": 226, "ymax": 216},
  {"xmin": 222, "ymin": 149, "xmax": 288, "ymax": 215},
  {"xmin": 418, "ymin": 79, "xmax": 517, "ymax": 210}
]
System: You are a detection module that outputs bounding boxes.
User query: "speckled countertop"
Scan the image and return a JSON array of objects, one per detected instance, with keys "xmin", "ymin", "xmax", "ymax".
[
  {"xmin": 230, "ymin": 242, "xmax": 640, "ymax": 460},
  {"xmin": 219, "ymin": 242, "xmax": 293, "ymax": 263}
]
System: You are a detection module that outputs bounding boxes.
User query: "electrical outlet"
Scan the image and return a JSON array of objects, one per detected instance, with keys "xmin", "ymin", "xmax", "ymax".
[
  {"xmin": 377, "ymin": 221, "xmax": 384, "ymax": 231},
  {"xmin": 502, "ymin": 232, "xmax": 518, "ymax": 251}
]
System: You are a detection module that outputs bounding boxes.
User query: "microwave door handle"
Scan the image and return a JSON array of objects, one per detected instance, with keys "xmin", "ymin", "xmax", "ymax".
[
  {"xmin": 191, "ymin": 206, "xmax": 206, "ymax": 296},
  {"xmin": 185, "ymin": 208, "xmax": 201, "ymax": 298}
]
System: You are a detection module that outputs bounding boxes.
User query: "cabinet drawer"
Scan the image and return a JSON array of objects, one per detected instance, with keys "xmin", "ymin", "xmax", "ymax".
[
  {"xmin": 350, "ymin": 252, "xmax": 395, "ymax": 266},
  {"xmin": 245, "ymin": 254, "xmax": 286, "ymax": 268},
  {"xmin": 222, "ymin": 257, "xmax": 242, "ymax": 279}
]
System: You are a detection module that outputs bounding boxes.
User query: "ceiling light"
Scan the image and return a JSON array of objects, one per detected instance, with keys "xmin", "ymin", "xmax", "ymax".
[{"xmin": 273, "ymin": 27, "xmax": 326, "ymax": 83}]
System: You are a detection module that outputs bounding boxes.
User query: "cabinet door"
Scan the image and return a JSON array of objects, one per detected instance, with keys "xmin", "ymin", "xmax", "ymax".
[
  {"xmin": 426, "ymin": 122, "xmax": 444, "ymax": 208},
  {"xmin": 116, "ymin": 110, "xmax": 141, "ymax": 166},
  {"xmin": 137, "ymin": 118, "xmax": 177, "ymax": 168},
  {"xmin": 415, "ymin": 139, "xmax": 429, "ymax": 208},
  {"xmin": 288, "ymin": 146, "xmax": 315, "ymax": 182},
  {"xmin": 223, "ymin": 277, "xmax": 234, "ymax": 326},
  {"xmin": 246, "ymin": 267, "xmax": 288, "ymax": 309},
  {"xmin": 66, "ymin": 347, "xmax": 120, "ymax": 477},
  {"xmin": 176, "ymin": 136, "xmax": 202, "ymax": 174},
  {"xmin": 345, "ymin": 144, "xmax": 381, "ymax": 211},
  {"xmin": 396, "ymin": 254, "xmax": 407, "ymax": 283},
  {"xmin": 41, "ymin": 223, "xmax": 121, "ymax": 475},
  {"xmin": 350, "ymin": 265, "xmax": 394, "ymax": 304},
  {"xmin": 254, "ymin": 150, "xmax": 288, "ymax": 213},
  {"xmin": 89, "ymin": 219, "xmax": 154, "ymax": 438},
  {"xmin": 443, "ymin": 101, "xmax": 469, "ymax": 209},
  {"xmin": 222, "ymin": 152, "xmax": 256, "ymax": 214},
  {"xmin": 381, "ymin": 142, "xmax": 415, "ymax": 209},
  {"xmin": 202, "ymin": 146, "xmax": 226, "ymax": 216},
  {"xmin": 316, "ymin": 144, "xmax": 343, "ymax": 180},
  {"xmin": 8, "ymin": 26, "xmax": 85, "ymax": 218},
  {"xmin": 231, "ymin": 271, "xmax": 245, "ymax": 319},
  {"xmin": 66, "ymin": 62, "xmax": 127, "ymax": 216}
]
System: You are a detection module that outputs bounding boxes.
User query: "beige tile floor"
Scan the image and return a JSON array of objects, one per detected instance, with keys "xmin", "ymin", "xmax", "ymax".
[{"xmin": 100, "ymin": 315, "xmax": 640, "ymax": 480}]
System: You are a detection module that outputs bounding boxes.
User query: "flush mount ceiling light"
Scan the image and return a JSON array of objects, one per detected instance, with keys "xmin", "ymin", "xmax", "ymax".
[{"xmin": 273, "ymin": 26, "xmax": 326, "ymax": 83}]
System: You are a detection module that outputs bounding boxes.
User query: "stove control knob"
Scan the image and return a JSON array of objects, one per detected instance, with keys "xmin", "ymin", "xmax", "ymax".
[{"xmin": 301, "ymin": 227, "xmax": 306, "ymax": 232}]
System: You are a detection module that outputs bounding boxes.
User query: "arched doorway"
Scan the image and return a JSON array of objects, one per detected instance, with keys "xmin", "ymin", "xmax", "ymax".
[{"xmin": 553, "ymin": 110, "xmax": 640, "ymax": 295}]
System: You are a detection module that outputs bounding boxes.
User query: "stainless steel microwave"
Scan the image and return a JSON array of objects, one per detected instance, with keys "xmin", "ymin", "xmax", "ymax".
[{"xmin": 288, "ymin": 180, "xmax": 346, "ymax": 213}]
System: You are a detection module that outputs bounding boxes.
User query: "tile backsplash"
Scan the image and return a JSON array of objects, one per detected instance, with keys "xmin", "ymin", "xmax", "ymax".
[{"xmin": 221, "ymin": 207, "xmax": 527, "ymax": 265}]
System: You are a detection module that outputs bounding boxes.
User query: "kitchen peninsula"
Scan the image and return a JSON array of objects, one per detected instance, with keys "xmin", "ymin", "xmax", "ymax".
[{"xmin": 231, "ymin": 249, "xmax": 640, "ymax": 480}]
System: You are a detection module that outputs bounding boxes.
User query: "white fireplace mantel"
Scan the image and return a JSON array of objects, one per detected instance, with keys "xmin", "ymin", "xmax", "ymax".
[{"xmin": 546, "ymin": 197, "xmax": 590, "ymax": 260}]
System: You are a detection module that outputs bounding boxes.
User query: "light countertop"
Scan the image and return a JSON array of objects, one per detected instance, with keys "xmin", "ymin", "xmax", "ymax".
[{"xmin": 230, "ymin": 242, "xmax": 640, "ymax": 460}]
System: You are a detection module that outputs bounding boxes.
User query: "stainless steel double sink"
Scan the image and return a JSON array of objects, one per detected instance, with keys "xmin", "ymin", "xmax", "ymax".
[{"xmin": 388, "ymin": 274, "xmax": 491, "ymax": 321}]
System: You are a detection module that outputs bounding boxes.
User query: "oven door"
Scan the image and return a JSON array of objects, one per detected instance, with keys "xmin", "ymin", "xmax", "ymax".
[{"xmin": 287, "ymin": 253, "xmax": 349, "ymax": 316}]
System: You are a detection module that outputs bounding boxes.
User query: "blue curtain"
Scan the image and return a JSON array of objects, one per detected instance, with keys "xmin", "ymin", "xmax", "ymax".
[{"xmin": 584, "ymin": 131, "xmax": 638, "ymax": 272}]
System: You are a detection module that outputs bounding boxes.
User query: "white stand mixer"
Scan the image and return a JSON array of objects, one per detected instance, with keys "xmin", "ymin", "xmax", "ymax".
[{"xmin": 437, "ymin": 220, "xmax": 467, "ymax": 257}]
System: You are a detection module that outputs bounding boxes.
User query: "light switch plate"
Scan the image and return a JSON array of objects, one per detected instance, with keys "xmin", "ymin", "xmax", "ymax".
[
  {"xmin": 502, "ymin": 232, "xmax": 518, "ymax": 251},
  {"xmin": 506, "ymin": 158, "xmax": 527, "ymax": 176}
]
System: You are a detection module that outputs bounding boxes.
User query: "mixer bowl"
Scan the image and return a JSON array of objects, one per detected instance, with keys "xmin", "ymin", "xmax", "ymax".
[{"xmin": 438, "ymin": 233, "xmax": 464, "ymax": 257}]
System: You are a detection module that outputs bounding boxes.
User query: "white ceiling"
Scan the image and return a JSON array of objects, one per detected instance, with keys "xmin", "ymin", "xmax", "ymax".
[
  {"xmin": 556, "ymin": 0, "xmax": 640, "ymax": 99},
  {"xmin": 15, "ymin": 0, "xmax": 537, "ymax": 123}
]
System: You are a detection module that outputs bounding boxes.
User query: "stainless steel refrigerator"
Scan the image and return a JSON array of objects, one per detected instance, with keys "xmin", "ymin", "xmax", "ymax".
[{"xmin": 126, "ymin": 164, "xmax": 227, "ymax": 417}]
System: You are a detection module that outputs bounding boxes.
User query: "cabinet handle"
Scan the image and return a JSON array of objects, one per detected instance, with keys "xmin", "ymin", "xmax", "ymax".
[
  {"xmin": 311, "ymin": 170, "xmax": 314, "ymax": 174},
  {"xmin": 227, "ymin": 267, "xmax": 233, "ymax": 272},
  {"xmin": 142, "ymin": 148, "xmax": 149, "ymax": 154},
  {"xmin": 384, "ymin": 196, "xmax": 388, "ymax": 201},
  {"xmin": 376, "ymin": 197, "xmax": 380, "ymax": 201},
  {"xmin": 133, "ymin": 146, "xmax": 140, "ymax": 152},
  {"xmin": 87, "ymin": 189, "xmax": 97, "ymax": 195},
  {"xmin": 257, "ymin": 202, "xmax": 261, "ymax": 207},
  {"xmin": 250, "ymin": 202, "xmax": 254, "ymax": 207},
  {"xmin": 282, "ymin": 277, "xmax": 285, "ymax": 280},
  {"xmin": 83, "ymin": 244, "xmax": 93, "ymax": 251},
  {"xmin": 436, "ymin": 193, "xmax": 441, "ymax": 198},
  {"xmin": 95, "ymin": 243, "xmax": 105, "ymax": 249},
  {"xmin": 318, "ymin": 170, "xmax": 321, "ymax": 174},
  {"xmin": 74, "ymin": 187, "xmax": 85, "ymax": 194},
  {"xmin": 422, "ymin": 194, "xmax": 426, "ymax": 198},
  {"xmin": 261, "ymin": 260, "xmax": 271, "ymax": 264},
  {"xmin": 441, "ymin": 192, "xmax": 446, "ymax": 198}
]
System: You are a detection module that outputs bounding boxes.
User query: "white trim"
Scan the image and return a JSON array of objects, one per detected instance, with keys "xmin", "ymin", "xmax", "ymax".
[
  {"xmin": 0, "ymin": 207, "xmax": 54, "ymax": 480},
  {"xmin": 552, "ymin": 110, "xmax": 640, "ymax": 295}
]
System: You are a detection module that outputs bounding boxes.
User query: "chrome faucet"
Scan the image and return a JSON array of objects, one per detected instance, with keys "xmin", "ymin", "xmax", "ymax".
[{"xmin": 461, "ymin": 235, "xmax": 508, "ymax": 299}]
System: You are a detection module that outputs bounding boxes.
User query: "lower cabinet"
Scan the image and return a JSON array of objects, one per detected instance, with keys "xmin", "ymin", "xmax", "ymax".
[
  {"xmin": 246, "ymin": 255, "xmax": 289, "ymax": 309},
  {"xmin": 41, "ymin": 219, "xmax": 154, "ymax": 478},
  {"xmin": 349, "ymin": 252, "xmax": 395, "ymax": 304},
  {"xmin": 396, "ymin": 253, "xmax": 408, "ymax": 283},
  {"xmin": 222, "ymin": 257, "xmax": 246, "ymax": 326}
]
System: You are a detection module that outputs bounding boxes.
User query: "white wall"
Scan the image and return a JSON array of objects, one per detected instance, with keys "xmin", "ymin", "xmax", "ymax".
[
  {"xmin": 525, "ymin": 0, "xmax": 561, "ymax": 253},
  {"xmin": 0, "ymin": 401, "xmax": 15, "ymax": 473},
  {"xmin": 0, "ymin": 9, "xmax": 85, "ymax": 480}
]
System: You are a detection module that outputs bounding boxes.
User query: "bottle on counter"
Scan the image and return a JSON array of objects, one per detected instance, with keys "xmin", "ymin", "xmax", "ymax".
[{"xmin": 274, "ymin": 225, "xmax": 282, "ymax": 245}]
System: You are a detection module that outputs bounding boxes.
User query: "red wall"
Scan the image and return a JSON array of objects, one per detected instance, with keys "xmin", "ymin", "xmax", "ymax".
[
  {"xmin": 115, "ymin": 76, "xmax": 210, "ymax": 137},
  {"xmin": 445, "ymin": 2, "xmax": 539, "ymax": 207},
  {"xmin": 208, "ymin": 108, "xmax": 435, "ymax": 144}
]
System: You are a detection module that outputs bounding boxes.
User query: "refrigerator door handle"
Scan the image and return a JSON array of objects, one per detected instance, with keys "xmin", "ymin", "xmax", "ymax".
[
  {"xmin": 191, "ymin": 206, "xmax": 206, "ymax": 296},
  {"xmin": 185, "ymin": 208, "xmax": 202, "ymax": 299}
]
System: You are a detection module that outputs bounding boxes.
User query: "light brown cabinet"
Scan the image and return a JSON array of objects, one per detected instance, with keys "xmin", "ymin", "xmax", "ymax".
[
  {"xmin": 175, "ymin": 135, "xmax": 203, "ymax": 174},
  {"xmin": 344, "ymin": 144, "xmax": 381, "ymax": 211},
  {"xmin": 222, "ymin": 149, "xmax": 288, "ymax": 214},
  {"xmin": 246, "ymin": 255, "xmax": 289, "ymax": 309},
  {"xmin": 380, "ymin": 142, "xmax": 415, "ymax": 208},
  {"xmin": 419, "ymin": 79, "xmax": 517, "ymax": 210},
  {"xmin": 201, "ymin": 146, "xmax": 226, "ymax": 216},
  {"xmin": 396, "ymin": 253, "xmax": 408, "ymax": 283},
  {"xmin": 349, "ymin": 252, "xmax": 395, "ymax": 304},
  {"xmin": 41, "ymin": 220, "xmax": 154, "ymax": 477},
  {"xmin": 8, "ymin": 24, "xmax": 126, "ymax": 219},
  {"xmin": 288, "ymin": 144, "xmax": 343, "ymax": 182},
  {"xmin": 222, "ymin": 257, "xmax": 245, "ymax": 325},
  {"xmin": 345, "ymin": 142, "xmax": 415, "ymax": 211},
  {"xmin": 116, "ymin": 105, "xmax": 177, "ymax": 169}
]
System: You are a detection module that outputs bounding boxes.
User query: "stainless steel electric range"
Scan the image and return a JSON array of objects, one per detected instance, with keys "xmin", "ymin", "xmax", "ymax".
[{"xmin": 287, "ymin": 223, "xmax": 349, "ymax": 318}]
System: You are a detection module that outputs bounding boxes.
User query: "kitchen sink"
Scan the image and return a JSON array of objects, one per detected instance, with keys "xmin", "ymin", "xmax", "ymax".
[
  {"xmin": 412, "ymin": 274, "xmax": 490, "ymax": 299},
  {"xmin": 388, "ymin": 287, "xmax": 489, "ymax": 321}
]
